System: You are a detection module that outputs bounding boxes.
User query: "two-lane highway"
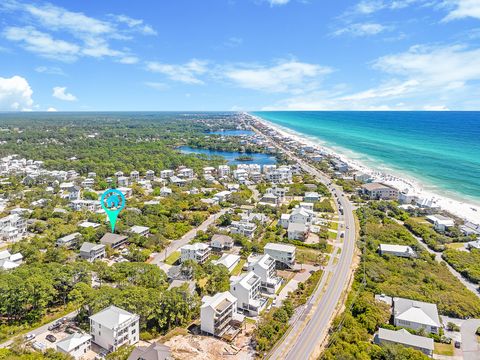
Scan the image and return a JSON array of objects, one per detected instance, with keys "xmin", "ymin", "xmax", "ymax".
[{"xmin": 249, "ymin": 123, "xmax": 357, "ymax": 360}]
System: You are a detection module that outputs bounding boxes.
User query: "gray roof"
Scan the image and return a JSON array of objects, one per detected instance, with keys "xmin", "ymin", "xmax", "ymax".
[
  {"xmin": 127, "ymin": 342, "xmax": 172, "ymax": 360},
  {"xmin": 100, "ymin": 233, "xmax": 128, "ymax": 246},
  {"xmin": 377, "ymin": 328, "xmax": 434, "ymax": 350},
  {"xmin": 79, "ymin": 242, "xmax": 105, "ymax": 252},
  {"xmin": 56, "ymin": 333, "xmax": 91, "ymax": 352},
  {"xmin": 89, "ymin": 305, "xmax": 137, "ymax": 329},
  {"xmin": 393, "ymin": 297, "xmax": 441, "ymax": 327},
  {"xmin": 288, "ymin": 222, "xmax": 307, "ymax": 232}
]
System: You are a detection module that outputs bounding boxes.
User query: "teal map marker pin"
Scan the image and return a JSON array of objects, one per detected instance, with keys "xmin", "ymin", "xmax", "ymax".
[{"xmin": 100, "ymin": 188, "xmax": 126, "ymax": 233}]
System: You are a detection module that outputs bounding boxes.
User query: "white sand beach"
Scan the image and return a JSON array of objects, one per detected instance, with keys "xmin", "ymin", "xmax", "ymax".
[{"xmin": 249, "ymin": 113, "xmax": 480, "ymax": 225}]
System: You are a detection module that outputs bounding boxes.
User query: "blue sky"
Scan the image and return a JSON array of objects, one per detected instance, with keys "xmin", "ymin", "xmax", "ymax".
[{"xmin": 0, "ymin": 0, "xmax": 479, "ymax": 111}]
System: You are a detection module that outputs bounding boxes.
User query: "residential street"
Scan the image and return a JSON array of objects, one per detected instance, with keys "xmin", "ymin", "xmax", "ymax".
[{"xmin": 150, "ymin": 207, "xmax": 230, "ymax": 265}]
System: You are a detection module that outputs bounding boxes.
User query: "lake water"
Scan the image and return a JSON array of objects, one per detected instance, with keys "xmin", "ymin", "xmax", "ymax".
[{"xmin": 179, "ymin": 146, "xmax": 277, "ymax": 165}]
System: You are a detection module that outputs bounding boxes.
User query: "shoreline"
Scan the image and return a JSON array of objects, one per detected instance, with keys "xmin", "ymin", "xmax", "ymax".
[{"xmin": 247, "ymin": 113, "xmax": 480, "ymax": 225}]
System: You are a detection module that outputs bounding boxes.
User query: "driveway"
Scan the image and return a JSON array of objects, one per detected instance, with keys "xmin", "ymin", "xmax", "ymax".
[{"xmin": 461, "ymin": 319, "xmax": 480, "ymax": 360}]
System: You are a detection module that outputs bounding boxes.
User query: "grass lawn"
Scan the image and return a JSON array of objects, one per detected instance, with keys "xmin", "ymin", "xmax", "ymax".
[
  {"xmin": 231, "ymin": 258, "xmax": 246, "ymax": 275},
  {"xmin": 165, "ymin": 251, "xmax": 180, "ymax": 265},
  {"xmin": 445, "ymin": 242, "xmax": 467, "ymax": 250},
  {"xmin": 328, "ymin": 230, "xmax": 337, "ymax": 240},
  {"xmin": 434, "ymin": 343, "xmax": 454, "ymax": 356},
  {"xmin": 329, "ymin": 221, "xmax": 339, "ymax": 231},
  {"xmin": 296, "ymin": 247, "xmax": 326, "ymax": 265}
]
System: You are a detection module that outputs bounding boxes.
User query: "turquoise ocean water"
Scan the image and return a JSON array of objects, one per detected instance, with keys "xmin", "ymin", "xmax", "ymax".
[{"xmin": 253, "ymin": 111, "xmax": 480, "ymax": 204}]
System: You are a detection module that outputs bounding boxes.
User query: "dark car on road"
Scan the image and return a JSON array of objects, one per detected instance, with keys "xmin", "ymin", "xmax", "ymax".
[{"xmin": 46, "ymin": 334, "xmax": 57, "ymax": 343}]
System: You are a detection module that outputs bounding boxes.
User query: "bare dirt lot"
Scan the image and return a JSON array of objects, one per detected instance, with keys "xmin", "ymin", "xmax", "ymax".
[{"xmin": 164, "ymin": 323, "xmax": 256, "ymax": 360}]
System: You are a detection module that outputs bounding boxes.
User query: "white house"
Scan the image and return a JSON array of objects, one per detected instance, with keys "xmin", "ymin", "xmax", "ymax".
[
  {"xmin": 210, "ymin": 234, "xmax": 234, "ymax": 251},
  {"xmin": 467, "ymin": 239, "xmax": 480, "ymax": 251},
  {"xmin": 56, "ymin": 232, "xmax": 81, "ymax": 249},
  {"xmin": 0, "ymin": 250, "xmax": 23, "ymax": 270},
  {"xmin": 117, "ymin": 176, "xmax": 130, "ymax": 187},
  {"xmin": 160, "ymin": 187, "xmax": 172, "ymax": 197},
  {"xmin": 56, "ymin": 333, "xmax": 92, "ymax": 359},
  {"xmin": 264, "ymin": 242, "xmax": 296, "ymax": 268},
  {"xmin": 177, "ymin": 168, "xmax": 194, "ymax": 178},
  {"xmin": 230, "ymin": 271, "xmax": 267, "ymax": 316},
  {"xmin": 230, "ymin": 220, "xmax": 257, "ymax": 238},
  {"xmin": 213, "ymin": 190, "xmax": 231, "ymax": 203},
  {"xmin": 200, "ymin": 291, "xmax": 243, "ymax": 336},
  {"xmin": 281, "ymin": 206, "xmax": 314, "ymax": 229},
  {"xmin": 79, "ymin": 242, "xmax": 106, "ymax": 262},
  {"xmin": 393, "ymin": 297, "xmax": 441, "ymax": 334},
  {"xmin": 145, "ymin": 170, "xmax": 155, "ymax": 180},
  {"xmin": 180, "ymin": 243, "xmax": 211, "ymax": 264},
  {"xmin": 374, "ymin": 328, "xmax": 434, "ymax": 357},
  {"xmin": 379, "ymin": 244, "xmax": 416, "ymax": 258},
  {"xmin": 426, "ymin": 214, "xmax": 455, "ymax": 232},
  {"xmin": 288, "ymin": 223, "xmax": 309, "ymax": 241},
  {"xmin": 89, "ymin": 305, "xmax": 140, "ymax": 352},
  {"xmin": 160, "ymin": 170, "xmax": 174, "ymax": 179},
  {"xmin": 304, "ymin": 192, "xmax": 320, "ymax": 203},
  {"xmin": 130, "ymin": 170, "xmax": 140, "ymax": 182},
  {"xmin": 0, "ymin": 214, "xmax": 27, "ymax": 242},
  {"xmin": 218, "ymin": 165, "xmax": 231, "ymax": 178},
  {"xmin": 129, "ymin": 225, "xmax": 150, "ymax": 237},
  {"xmin": 212, "ymin": 254, "xmax": 241, "ymax": 273},
  {"xmin": 247, "ymin": 253, "xmax": 282, "ymax": 293}
]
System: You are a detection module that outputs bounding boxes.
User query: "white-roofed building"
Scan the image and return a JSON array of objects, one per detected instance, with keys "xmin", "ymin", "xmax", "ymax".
[
  {"xmin": 230, "ymin": 271, "xmax": 267, "ymax": 316},
  {"xmin": 288, "ymin": 222, "xmax": 309, "ymax": 241},
  {"xmin": 467, "ymin": 239, "xmax": 480, "ymax": 251},
  {"xmin": 304, "ymin": 192, "xmax": 320, "ymax": 203},
  {"xmin": 212, "ymin": 254, "xmax": 241, "ymax": 273},
  {"xmin": 426, "ymin": 214, "xmax": 455, "ymax": 232},
  {"xmin": 89, "ymin": 305, "xmax": 139, "ymax": 352},
  {"xmin": 180, "ymin": 243, "xmax": 211, "ymax": 264},
  {"xmin": 393, "ymin": 297, "xmax": 441, "ymax": 334},
  {"xmin": 230, "ymin": 220, "xmax": 257, "ymax": 238},
  {"xmin": 0, "ymin": 250, "xmax": 23, "ymax": 270},
  {"xmin": 379, "ymin": 244, "xmax": 416, "ymax": 258},
  {"xmin": 264, "ymin": 242, "xmax": 296, "ymax": 268},
  {"xmin": 374, "ymin": 328, "xmax": 434, "ymax": 357},
  {"xmin": 129, "ymin": 225, "xmax": 150, "ymax": 237},
  {"xmin": 78, "ymin": 221, "xmax": 101, "ymax": 229},
  {"xmin": 56, "ymin": 333, "xmax": 92, "ymax": 359},
  {"xmin": 200, "ymin": 291, "xmax": 244, "ymax": 337},
  {"xmin": 247, "ymin": 253, "xmax": 282, "ymax": 293}
]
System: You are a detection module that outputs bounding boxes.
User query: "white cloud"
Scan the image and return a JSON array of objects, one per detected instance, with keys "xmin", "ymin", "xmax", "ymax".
[
  {"xmin": 1, "ymin": 1, "xmax": 155, "ymax": 63},
  {"xmin": 144, "ymin": 82, "xmax": 169, "ymax": 90},
  {"xmin": 112, "ymin": 14, "xmax": 157, "ymax": 35},
  {"xmin": 333, "ymin": 22, "xmax": 389, "ymax": 36},
  {"xmin": 35, "ymin": 66, "xmax": 65, "ymax": 76},
  {"xmin": 224, "ymin": 37, "xmax": 243, "ymax": 47},
  {"xmin": 52, "ymin": 86, "xmax": 77, "ymax": 101},
  {"xmin": 267, "ymin": 0, "xmax": 290, "ymax": 5},
  {"xmin": 117, "ymin": 56, "xmax": 140, "ymax": 64},
  {"xmin": 263, "ymin": 44, "xmax": 480, "ymax": 110},
  {"xmin": 47, "ymin": 107, "xmax": 57, "ymax": 112},
  {"xmin": 443, "ymin": 0, "xmax": 480, "ymax": 21},
  {"xmin": 224, "ymin": 60, "xmax": 332, "ymax": 93},
  {"xmin": 0, "ymin": 75, "xmax": 33, "ymax": 111},
  {"xmin": 146, "ymin": 59, "xmax": 209, "ymax": 84},
  {"xmin": 373, "ymin": 44, "xmax": 480, "ymax": 88},
  {"xmin": 423, "ymin": 104, "xmax": 450, "ymax": 110},
  {"xmin": 4, "ymin": 26, "xmax": 80, "ymax": 62}
]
